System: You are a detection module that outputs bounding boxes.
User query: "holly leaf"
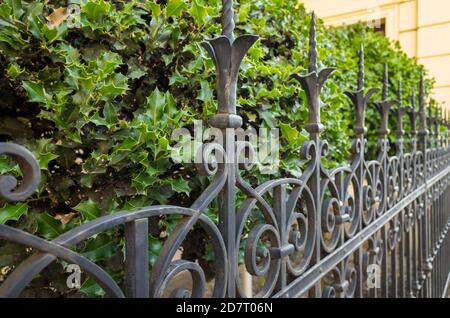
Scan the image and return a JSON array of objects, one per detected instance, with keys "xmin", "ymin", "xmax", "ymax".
[
  {"xmin": 165, "ymin": 0, "xmax": 187, "ymax": 17},
  {"xmin": 145, "ymin": 2, "xmax": 161, "ymax": 17},
  {"xmin": 38, "ymin": 152, "xmax": 59, "ymax": 170},
  {"xmin": 145, "ymin": 87, "xmax": 166, "ymax": 125},
  {"xmin": 7, "ymin": 62, "xmax": 24, "ymax": 79},
  {"xmin": 132, "ymin": 167, "xmax": 159, "ymax": 194},
  {"xmin": 80, "ymin": 278, "xmax": 106, "ymax": 297},
  {"xmin": 190, "ymin": 0, "xmax": 207, "ymax": 25},
  {"xmin": 280, "ymin": 122, "xmax": 307, "ymax": 149},
  {"xmin": 74, "ymin": 199, "xmax": 100, "ymax": 221},
  {"xmin": 36, "ymin": 213, "xmax": 64, "ymax": 239},
  {"xmin": 82, "ymin": 234, "xmax": 116, "ymax": 261},
  {"xmin": 0, "ymin": 203, "xmax": 28, "ymax": 224},
  {"xmin": 168, "ymin": 178, "xmax": 190, "ymax": 196},
  {"xmin": 22, "ymin": 81, "xmax": 49, "ymax": 104},
  {"xmin": 198, "ymin": 80, "xmax": 213, "ymax": 102}
]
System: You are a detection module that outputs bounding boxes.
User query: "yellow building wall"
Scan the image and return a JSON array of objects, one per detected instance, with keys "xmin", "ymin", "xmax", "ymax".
[{"xmin": 301, "ymin": 0, "xmax": 450, "ymax": 108}]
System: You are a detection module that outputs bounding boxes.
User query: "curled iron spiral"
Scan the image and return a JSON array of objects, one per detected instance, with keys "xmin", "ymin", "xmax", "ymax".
[{"xmin": 0, "ymin": 143, "xmax": 41, "ymax": 202}]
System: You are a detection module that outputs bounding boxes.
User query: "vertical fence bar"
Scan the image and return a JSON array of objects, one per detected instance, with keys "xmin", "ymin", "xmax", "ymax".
[
  {"xmin": 125, "ymin": 219, "xmax": 149, "ymax": 298},
  {"xmin": 215, "ymin": 1, "xmax": 237, "ymax": 297},
  {"xmin": 394, "ymin": 80, "xmax": 407, "ymax": 298},
  {"xmin": 344, "ymin": 45, "xmax": 377, "ymax": 299},
  {"xmin": 374, "ymin": 64, "xmax": 395, "ymax": 298},
  {"xmin": 418, "ymin": 75, "xmax": 430, "ymax": 298},
  {"xmin": 407, "ymin": 92, "xmax": 418, "ymax": 297},
  {"xmin": 293, "ymin": 12, "xmax": 335, "ymax": 297},
  {"xmin": 274, "ymin": 185, "xmax": 287, "ymax": 292},
  {"xmin": 203, "ymin": 0, "xmax": 258, "ymax": 297}
]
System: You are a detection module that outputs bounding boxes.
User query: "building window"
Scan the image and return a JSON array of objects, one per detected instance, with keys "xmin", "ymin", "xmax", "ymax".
[{"xmin": 364, "ymin": 18, "xmax": 386, "ymax": 36}]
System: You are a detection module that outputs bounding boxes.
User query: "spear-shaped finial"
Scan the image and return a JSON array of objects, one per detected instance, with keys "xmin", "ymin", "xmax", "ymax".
[
  {"xmin": 435, "ymin": 104, "xmax": 440, "ymax": 128},
  {"xmin": 357, "ymin": 45, "xmax": 365, "ymax": 91},
  {"xmin": 408, "ymin": 89, "xmax": 417, "ymax": 135},
  {"xmin": 308, "ymin": 12, "xmax": 318, "ymax": 74},
  {"xmin": 382, "ymin": 64, "xmax": 389, "ymax": 101},
  {"xmin": 221, "ymin": 0, "xmax": 235, "ymax": 42},
  {"xmin": 428, "ymin": 100, "xmax": 434, "ymax": 133},
  {"xmin": 418, "ymin": 74, "xmax": 427, "ymax": 150},
  {"xmin": 434, "ymin": 103, "xmax": 439, "ymax": 138},
  {"xmin": 419, "ymin": 74, "xmax": 424, "ymax": 108},
  {"xmin": 397, "ymin": 79, "xmax": 402, "ymax": 105}
]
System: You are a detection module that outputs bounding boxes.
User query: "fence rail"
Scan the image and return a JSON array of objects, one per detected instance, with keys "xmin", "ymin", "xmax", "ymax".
[{"xmin": 0, "ymin": 1, "xmax": 450, "ymax": 298}]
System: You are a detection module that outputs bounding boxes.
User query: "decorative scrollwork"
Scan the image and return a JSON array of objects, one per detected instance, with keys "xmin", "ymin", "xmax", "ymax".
[
  {"xmin": 195, "ymin": 142, "xmax": 226, "ymax": 176},
  {"xmin": 321, "ymin": 260, "xmax": 357, "ymax": 298},
  {"xmin": 0, "ymin": 142, "xmax": 41, "ymax": 202},
  {"xmin": 0, "ymin": 3, "xmax": 449, "ymax": 300}
]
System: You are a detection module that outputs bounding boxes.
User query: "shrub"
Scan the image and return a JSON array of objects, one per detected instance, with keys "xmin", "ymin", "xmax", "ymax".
[{"xmin": 0, "ymin": 0, "xmax": 435, "ymax": 296}]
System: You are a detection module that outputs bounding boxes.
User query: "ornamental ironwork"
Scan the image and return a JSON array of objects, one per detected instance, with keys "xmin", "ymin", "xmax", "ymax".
[{"xmin": 0, "ymin": 1, "xmax": 450, "ymax": 298}]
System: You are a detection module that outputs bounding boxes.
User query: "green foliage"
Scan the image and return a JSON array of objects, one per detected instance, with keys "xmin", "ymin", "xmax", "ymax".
[
  {"xmin": 0, "ymin": 202, "xmax": 28, "ymax": 224},
  {"xmin": 0, "ymin": 0, "xmax": 435, "ymax": 296},
  {"xmin": 74, "ymin": 199, "xmax": 100, "ymax": 221}
]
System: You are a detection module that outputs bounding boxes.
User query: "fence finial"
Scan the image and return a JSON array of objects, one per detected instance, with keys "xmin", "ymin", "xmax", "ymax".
[
  {"xmin": 292, "ymin": 12, "xmax": 335, "ymax": 135},
  {"xmin": 435, "ymin": 104, "xmax": 440, "ymax": 137},
  {"xmin": 382, "ymin": 64, "xmax": 389, "ymax": 101},
  {"xmin": 202, "ymin": 0, "xmax": 258, "ymax": 128},
  {"xmin": 428, "ymin": 100, "xmax": 433, "ymax": 128},
  {"xmin": 374, "ymin": 64, "xmax": 396, "ymax": 137},
  {"xmin": 407, "ymin": 89, "xmax": 417, "ymax": 137},
  {"xmin": 221, "ymin": 0, "xmax": 235, "ymax": 42},
  {"xmin": 357, "ymin": 45, "xmax": 364, "ymax": 91},
  {"xmin": 345, "ymin": 45, "xmax": 377, "ymax": 136},
  {"xmin": 392, "ymin": 79, "xmax": 407, "ymax": 139},
  {"xmin": 418, "ymin": 74, "xmax": 427, "ymax": 134},
  {"xmin": 308, "ymin": 12, "xmax": 318, "ymax": 74}
]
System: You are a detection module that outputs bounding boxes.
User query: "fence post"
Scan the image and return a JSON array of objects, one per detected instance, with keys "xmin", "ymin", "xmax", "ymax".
[
  {"xmin": 418, "ymin": 75, "xmax": 431, "ymax": 297},
  {"xmin": 345, "ymin": 46, "xmax": 378, "ymax": 298},
  {"xmin": 292, "ymin": 12, "xmax": 334, "ymax": 297},
  {"xmin": 202, "ymin": 0, "xmax": 258, "ymax": 297},
  {"xmin": 393, "ymin": 80, "xmax": 408, "ymax": 298},
  {"xmin": 407, "ymin": 91, "xmax": 418, "ymax": 297},
  {"xmin": 374, "ymin": 64, "xmax": 396, "ymax": 297}
]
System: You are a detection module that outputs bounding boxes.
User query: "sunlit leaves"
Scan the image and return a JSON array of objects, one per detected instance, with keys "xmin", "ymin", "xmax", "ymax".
[
  {"xmin": 82, "ymin": 0, "xmax": 111, "ymax": 29},
  {"xmin": 0, "ymin": 0, "xmax": 435, "ymax": 298},
  {"xmin": 165, "ymin": 0, "xmax": 187, "ymax": 17},
  {"xmin": 190, "ymin": 0, "xmax": 207, "ymax": 26}
]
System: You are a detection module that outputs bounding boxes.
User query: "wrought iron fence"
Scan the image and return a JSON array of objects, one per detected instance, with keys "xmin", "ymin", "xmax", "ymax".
[{"xmin": 0, "ymin": 1, "xmax": 450, "ymax": 298}]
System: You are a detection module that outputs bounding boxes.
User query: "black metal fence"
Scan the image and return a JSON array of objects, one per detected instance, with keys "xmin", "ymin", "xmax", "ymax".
[{"xmin": 1, "ymin": 1, "xmax": 450, "ymax": 298}]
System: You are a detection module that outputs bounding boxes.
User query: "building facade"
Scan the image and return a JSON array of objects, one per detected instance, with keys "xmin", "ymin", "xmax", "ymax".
[{"xmin": 302, "ymin": 0, "xmax": 450, "ymax": 108}]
